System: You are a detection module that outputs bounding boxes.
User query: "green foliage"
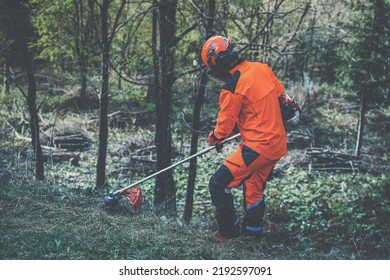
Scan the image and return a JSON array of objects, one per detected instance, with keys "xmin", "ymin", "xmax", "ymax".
[
  {"xmin": 0, "ymin": 172, "xmax": 374, "ymax": 260},
  {"xmin": 338, "ymin": 0, "xmax": 390, "ymax": 102},
  {"xmin": 1, "ymin": 166, "xmax": 388, "ymax": 259},
  {"xmin": 267, "ymin": 168, "xmax": 390, "ymax": 257},
  {"xmin": 29, "ymin": 0, "xmax": 75, "ymax": 64}
]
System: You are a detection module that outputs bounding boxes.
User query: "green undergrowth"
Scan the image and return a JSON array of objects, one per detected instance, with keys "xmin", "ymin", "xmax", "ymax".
[
  {"xmin": 1, "ymin": 170, "xmax": 389, "ymax": 260},
  {"xmin": 266, "ymin": 169, "xmax": 390, "ymax": 259},
  {"xmin": 0, "ymin": 175, "xmax": 319, "ymax": 260},
  {"xmin": 1, "ymin": 83, "xmax": 389, "ymax": 260}
]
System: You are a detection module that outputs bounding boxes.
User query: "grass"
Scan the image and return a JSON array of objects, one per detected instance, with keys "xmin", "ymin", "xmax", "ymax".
[
  {"xmin": 1, "ymin": 170, "xmax": 388, "ymax": 260},
  {"xmin": 1, "ymin": 82, "xmax": 389, "ymax": 260}
]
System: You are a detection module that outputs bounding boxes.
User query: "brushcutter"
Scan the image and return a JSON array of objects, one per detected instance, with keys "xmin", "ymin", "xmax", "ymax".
[{"xmin": 103, "ymin": 133, "xmax": 241, "ymax": 207}]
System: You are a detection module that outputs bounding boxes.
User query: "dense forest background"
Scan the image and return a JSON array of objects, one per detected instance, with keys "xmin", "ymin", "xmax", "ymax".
[{"xmin": 0, "ymin": 0, "xmax": 389, "ymax": 260}]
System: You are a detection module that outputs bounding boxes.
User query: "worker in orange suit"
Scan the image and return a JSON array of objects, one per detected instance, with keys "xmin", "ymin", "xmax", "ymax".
[{"xmin": 201, "ymin": 36, "xmax": 301, "ymax": 240}]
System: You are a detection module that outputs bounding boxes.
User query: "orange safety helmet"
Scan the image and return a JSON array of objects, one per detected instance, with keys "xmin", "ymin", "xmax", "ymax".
[{"xmin": 201, "ymin": 36, "xmax": 233, "ymax": 68}]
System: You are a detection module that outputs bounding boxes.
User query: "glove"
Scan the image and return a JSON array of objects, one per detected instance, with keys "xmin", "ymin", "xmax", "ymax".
[{"xmin": 208, "ymin": 131, "xmax": 223, "ymax": 152}]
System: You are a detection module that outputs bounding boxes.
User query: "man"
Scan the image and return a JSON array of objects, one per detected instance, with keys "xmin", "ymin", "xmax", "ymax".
[{"xmin": 201, "ymin": 36, "xmax": 301, "ymax": 240}]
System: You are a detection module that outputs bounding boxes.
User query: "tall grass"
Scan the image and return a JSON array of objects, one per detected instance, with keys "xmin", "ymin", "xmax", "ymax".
[
  {"xmin": 1, "ymin": 84, "xmax": 389, "ymax": 260},
  {"xmin": 1, "ymin": 169, "xmax": 389, "ymax": 260}
]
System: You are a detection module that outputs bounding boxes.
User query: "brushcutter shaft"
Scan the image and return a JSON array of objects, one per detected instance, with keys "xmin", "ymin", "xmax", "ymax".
[{"xmin": 111, "ymin": 133, "xmax": 241, "ymax": 196}]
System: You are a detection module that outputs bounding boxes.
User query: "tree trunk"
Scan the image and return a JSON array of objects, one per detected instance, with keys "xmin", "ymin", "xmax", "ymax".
[
  {"xmin": 25, "ymin": 63, "xmax": 45, "ymax": 180},
  {"xmin": 355, "ymin": 91, "xmax": 367, "ymax": 157},
  {"xmin": 3, "ymin": 59, "xmax": 10, "ymax": 95},
  {"xmin": 152, "ymin": 0, "xmax": 161, "ymax": 205},
  {"xmin": 150, "ymin": 1, "xmax": 159, "ymax": 104},
  {"xmin": 355, "ymin": 0, "xmax": 383, "ymax": 157},
  {"xmin": 183, "ymin": 71, "xmax": 208, "ymax": 223},
  {"xmin": 3, "ymin": 0, "xmax": 44, "ymax": 180},
  {"xmin": 73, "ymin": 0, "xmax": 86, "ymax": 98},
  {"xmin": 183, "ymin": 0, "xmax": 215, "ymax": 224},
  {"xmin": 206, "ymin": 0, "xmax": 216, "ymax": 38},
  {"xmin": 96, "ymin": 0, "xmax": 110, "ymax": 188},
  {"xmin": 80, "ymin": 67, "xmax": 88, "ymax": 97},
  {"xmin": 154, "ymin": 0, "xmax": 177, "ymax": 216}
]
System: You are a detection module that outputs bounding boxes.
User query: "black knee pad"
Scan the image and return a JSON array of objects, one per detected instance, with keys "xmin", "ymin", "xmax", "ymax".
[
  {"xmin": 209, "ymin": 165, "xmax": 239, "ymax": 237},
  {"xmin": 209, "ymin": 164, "xmax": 234, "ymax": 197}
]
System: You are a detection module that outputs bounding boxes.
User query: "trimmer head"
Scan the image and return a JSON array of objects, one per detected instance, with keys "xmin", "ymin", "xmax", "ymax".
[
  {"xmin": 103, "ymin": 187, "xmax": 143, "ymax": 210},
  {"xmin": 103, "ymin": 193, "xmax": 122, "ymax": 206}
]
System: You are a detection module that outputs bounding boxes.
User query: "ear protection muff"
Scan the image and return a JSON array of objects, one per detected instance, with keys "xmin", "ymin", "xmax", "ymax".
[{"xmin": 207, "ymin": 44, "xmax": 238, "ymax": 69}]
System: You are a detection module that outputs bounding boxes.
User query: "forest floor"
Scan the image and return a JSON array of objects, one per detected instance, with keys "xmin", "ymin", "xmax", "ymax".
[
  {"xmin": 0, "ymin": 177, "xmax": 366, "ymax": 260},
  {"xmin": 1, "ymin": 82, "xmax": 389, "ymax": 260}
]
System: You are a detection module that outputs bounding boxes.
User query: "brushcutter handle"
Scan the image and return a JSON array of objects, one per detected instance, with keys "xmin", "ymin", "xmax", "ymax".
[
  {"xmin": 109, "ymin": 133, "xmax": 241, "ymax": 196},
  {"xmin": 221, "ymin": 133, "xmax": 242, "ymax": 143}
]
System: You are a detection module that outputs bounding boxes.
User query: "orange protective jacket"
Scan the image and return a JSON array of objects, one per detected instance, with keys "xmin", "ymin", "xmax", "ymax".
[{"xmin": 214, "ymin": 60, "xmax": 287, "ymax": 160}]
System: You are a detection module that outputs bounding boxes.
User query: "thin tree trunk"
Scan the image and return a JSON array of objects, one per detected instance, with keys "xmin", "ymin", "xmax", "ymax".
[
  {"xmin": 183, "ymin": 0, "xmax": 215, "ymax": 224},
  {"xmin": 144, "ymin": 0, "xmax": 159, "ymax": 103},
  {"xmin": 3, "ymin": 59, "xmax": 10, "ymax": 95},
  {"xmin": 154, "ymin": 0, "xmax": 177, "ymax": 215},
  {"xmin": 96, "ymin": 0, "xmax": 110, "ymax": 188},
  {"xmin": 95, "ymin": 0, "xmax": 126, "ymax": 189},
  {"xmin": 80, "ymin": 68, "xmax": 88, "ymax": 97},
  {"xmin": 73, "ymin": 0, "xmax": 85, "ymax": 97},
  {"xmin": 151, "ymin": 1, "xmax": 159, "ymax": 103},
  {"xmin": 183, "ymin": 71, "xmax": 208, "ymax": 223},
  {"xmin": 3, "ymin": 0, "xmax": 44, "ymax": 179},
  {"xmin": 25, "ymin": 63, "xmax": 45, "ymax": 180},
  {"xmin": 355, "ymin": 91, "xmax": 367, "ymax": 157},
  {"xmin": 73, "ymin": 0, "xmax": 95, "ymax": 98},
  {"xmin": 355, "ymin": 0, "xmax": 381, "ymax": 157}
]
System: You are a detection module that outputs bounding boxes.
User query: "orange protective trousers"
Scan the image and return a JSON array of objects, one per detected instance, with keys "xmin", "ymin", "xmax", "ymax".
[{"xmin": 224, "ymin": 144, "xmax": 277, "ymax": 206}]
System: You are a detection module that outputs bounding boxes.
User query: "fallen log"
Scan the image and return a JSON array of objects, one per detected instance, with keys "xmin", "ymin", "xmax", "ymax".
[
  {"xmin": 91, "ymin": 109, "xmax": 155, "ymax": 128},
  {"xmin": 306, "ymin": 147, "xmax": 364, "ymax": 173},
  {"xmin": 287, "ymin": 130, "xmax": 314, "ymax": 149},
  {"xmin": 307, "ymin": 148, "xmax": 361, "ymax": 161},
  {"xmin": 41, "ymin": 145, "xmax": 80, "ymax": 166},
  {"xmin": 43, "ymin": 126, "xmax": 91, "ymax": 151}
]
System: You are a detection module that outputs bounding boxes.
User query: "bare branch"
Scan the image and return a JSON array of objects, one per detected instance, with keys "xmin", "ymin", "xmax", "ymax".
[
  {"xmin": 108, "ymin": 0, "xmax": 127, "ymax": 46},
  {"xmin": 174, "ymin": 22, "xmax": 199, "ymax": 45},
  {"xmin": 7, "ymin": 73, "xmax": 28, "ymax": 99},
  {"xmin": 238, "ymin": 0, "xmax": 286, "ymax": 54}
]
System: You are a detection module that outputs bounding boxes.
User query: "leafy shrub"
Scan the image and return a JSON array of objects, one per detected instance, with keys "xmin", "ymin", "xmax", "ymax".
[{"xmin": 267, "ymin": 168, "xmax": 390, "ymax": 258}]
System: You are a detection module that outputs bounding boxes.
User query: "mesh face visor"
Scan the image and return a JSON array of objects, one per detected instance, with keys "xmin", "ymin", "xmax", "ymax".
[{"xmin": 206, "ymin": 63, "xmax": 232, "ymax": 83}]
